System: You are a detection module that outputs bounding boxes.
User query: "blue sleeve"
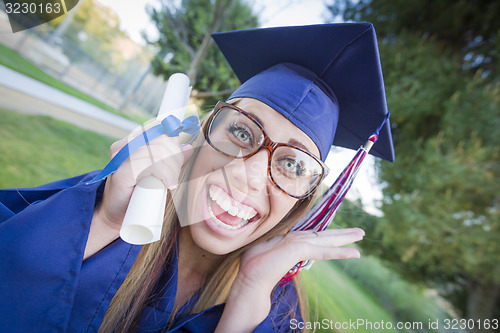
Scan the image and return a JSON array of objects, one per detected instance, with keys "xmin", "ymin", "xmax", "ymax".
[
  {"xmin": 0, "ymin": 171, "xmax": 141, "ymax": 333},
  {"xmin": 253, "ymin": 282, "xmax": 303, "ymax": 332}
]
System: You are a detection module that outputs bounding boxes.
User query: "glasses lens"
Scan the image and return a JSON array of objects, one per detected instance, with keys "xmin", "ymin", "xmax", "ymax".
[
  {"xmin": 271, "ymin": 146, "xmax": 324, "ymax": 197},
  {"xmin": 208, "ymin": 106, "xmax": 264, "ymax": 157}
]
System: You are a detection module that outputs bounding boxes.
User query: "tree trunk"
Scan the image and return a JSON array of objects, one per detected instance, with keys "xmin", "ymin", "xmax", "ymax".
[
  {"xmin": 48, "ymin": 0, "xmax": 85, "ymax": 45},
  {"xmin": 187, "ymin": 33, "xmax": 215, "ymax": 85},
  {"xmin": 186, "ymin": 0, "xmax": 233, "ymax": 85},
  {"xmin": 466, "ymin": 279, "xmax": 499, "ymax": 333}
]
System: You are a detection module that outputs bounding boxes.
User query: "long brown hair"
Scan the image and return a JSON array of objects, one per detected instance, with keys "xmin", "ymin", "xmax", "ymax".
[{"xmin": 99, "ymin": 104, "xmax": 316, "ymax": 332}]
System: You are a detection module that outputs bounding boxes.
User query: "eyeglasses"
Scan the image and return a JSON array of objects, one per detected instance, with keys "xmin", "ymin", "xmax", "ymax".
[{"xmin": 204, "ymin": 101, "xmax": 329, "ymax": 198}]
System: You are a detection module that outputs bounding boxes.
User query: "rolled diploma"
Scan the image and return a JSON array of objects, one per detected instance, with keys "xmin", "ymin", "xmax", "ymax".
[{"xmin": 120, "ymin": 73, "xmax": 191, "ymax": 245}]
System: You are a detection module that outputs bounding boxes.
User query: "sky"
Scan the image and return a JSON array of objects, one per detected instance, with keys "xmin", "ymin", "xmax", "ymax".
[
  {"xmin": 95, "ymin": 0, "xmax": 384, "ymax": 215},
  {"xmin": 97, "ymin": 0, "xmax": 334, "ymax": 45}
]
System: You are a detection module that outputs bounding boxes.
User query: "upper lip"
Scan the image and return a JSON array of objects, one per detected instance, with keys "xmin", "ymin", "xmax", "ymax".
[{"xmin": 208, "ymin": 183, "xmax": 264, "ymax": 221}]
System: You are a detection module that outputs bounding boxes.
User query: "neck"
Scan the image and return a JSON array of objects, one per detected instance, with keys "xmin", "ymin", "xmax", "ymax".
[
  {"xmin": 178, "ymin": 227, "xmax": 222, "ymax": 280},
  {"xmin": 173, "ymin": 227, "xmax": 222, "ymax": 311}
]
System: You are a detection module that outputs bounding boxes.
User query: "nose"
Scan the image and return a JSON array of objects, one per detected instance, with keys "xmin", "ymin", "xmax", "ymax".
[{"xmin": 227, "ymin": 149, "xmax": 270, "ymax": 194}]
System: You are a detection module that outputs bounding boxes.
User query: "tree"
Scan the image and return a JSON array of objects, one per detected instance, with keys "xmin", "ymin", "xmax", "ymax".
[
  {"xmin": 328, "ymin": 0, "xmax": 500, "ymax": 325},
  {"xmin": 48, "ymin": 0, "xmax": 129, "ymax": 68},
  {"xmin": 146, "ymin": 0, "xmax": 259, "ymax": 106},
  {"xmin": 378, "ymin": 33, "xmax": 500, "ymax": 322},
  {"xmin": 329, "ymin": 0, "xmax": 500, "ymax": 79}
]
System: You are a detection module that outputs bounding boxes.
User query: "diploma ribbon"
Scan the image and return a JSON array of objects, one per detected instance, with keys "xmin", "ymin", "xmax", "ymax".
[{"xmin": 86, "ymin": 115, "xmax": 200, "ymax": 185}]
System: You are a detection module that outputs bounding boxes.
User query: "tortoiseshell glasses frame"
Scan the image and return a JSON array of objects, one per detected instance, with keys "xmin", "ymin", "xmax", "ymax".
[{"xmin": 204, "ymin": 101, "xmax": 329, "ymax": 199}]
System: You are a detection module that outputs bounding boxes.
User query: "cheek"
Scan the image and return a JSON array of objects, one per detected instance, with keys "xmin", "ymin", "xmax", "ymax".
[
  {"xmin": 190, "ymin": 143, "xmax": 213, "ymax": 179},
  {"xmin": 190, "ymin": 142, "xmax": 233, "ymax": 179},
  {"xmin": 257, "ymin": 194, "xmax": 298, "ymax": 236},
  {"xmin": 184, "ymin": 144, "xmax": 232, "ymax": 226},
  {"xmin": 182, "ymin": 144, "xmax": 212, "ymax": 227},
  {"xmin": 271, "ymin": 194, "xmax": 298, "ymax": 220}
]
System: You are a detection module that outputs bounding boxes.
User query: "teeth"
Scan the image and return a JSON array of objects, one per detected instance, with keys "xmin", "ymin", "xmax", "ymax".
[
  {"xmin": 228, "ymin": 206, "xmax": 238, "ymax": 216},
  {"xmin": 236, "ymin": 210, "xmax": 248, "ymax": 220},
  {"xmin": 222, "ymin": 199, "xmax": 232, "ymax": 212},
  {"xmin": 208, "ymin": 202, "xmax": 249, "ymax": 230},
  {"xmin": 208, "ymin": 185, "xmax": 258, "ymax": 229}
]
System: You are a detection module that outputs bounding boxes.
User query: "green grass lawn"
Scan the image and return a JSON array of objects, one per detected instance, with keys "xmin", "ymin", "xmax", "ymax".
[
  {"xmin": 0, "ymin": 109, "xmax": 114, "ymax": 188},
  {"xmin": 0, "ymin": 43, "xmax": 148, "ymax": 124},
  {"xmin": 302, "ymin": 257, "xmax": 453, "ymax": 333},
  {"xmin": 301, "ymin": 260, "xmax": 394, "ymax": 332}
]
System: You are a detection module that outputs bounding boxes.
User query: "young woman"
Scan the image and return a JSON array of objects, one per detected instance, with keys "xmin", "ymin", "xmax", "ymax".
[{"xmin": 0, "ymin": 23, "xmax": 394, "ymax": 332}]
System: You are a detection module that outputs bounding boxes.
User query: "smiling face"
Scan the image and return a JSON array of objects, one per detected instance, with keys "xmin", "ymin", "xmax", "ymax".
[{"xmin": 184, "ymin": 98, "xmax": 321, "ymax": 255}]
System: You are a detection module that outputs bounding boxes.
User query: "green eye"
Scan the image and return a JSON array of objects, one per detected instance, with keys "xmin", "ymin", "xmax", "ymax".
[
  {"xmin": 278, "ymin": 158, "xmax": 306, "ymax": 177},
  {"xmin": 284, "ymin": 160, "xmax": 297, "ymax": 172},
  {"xmin": 228, "ymin": 124, "xmax": 255, "ymax": 148},
  {"xmin": 236, "ymin": 130, "xmax": 249, "ymax": 142}
]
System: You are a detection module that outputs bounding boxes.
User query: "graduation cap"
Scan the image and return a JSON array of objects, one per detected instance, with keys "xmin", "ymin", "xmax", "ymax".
[
  {"xmin": 212, "ymin": 22, "xmax": 394, "ymax": 162},
  {"xmin": 212, "ymin": 23, "xmax": 394, "ymax": 284}
]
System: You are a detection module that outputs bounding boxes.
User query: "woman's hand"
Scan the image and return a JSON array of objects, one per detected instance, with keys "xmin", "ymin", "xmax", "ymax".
[
  {"xmin": 215, "ymin": 228, "xmax": 364, "ymax": 333},
  {"xmin": 84, "ymin": 123, "xmax": 194, "ymax": 259}
]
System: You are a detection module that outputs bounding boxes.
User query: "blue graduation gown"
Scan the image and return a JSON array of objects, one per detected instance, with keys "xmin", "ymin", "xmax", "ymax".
[{"xmin": 0, "ymin": 171, "xmax": 301, "ymax": 332}]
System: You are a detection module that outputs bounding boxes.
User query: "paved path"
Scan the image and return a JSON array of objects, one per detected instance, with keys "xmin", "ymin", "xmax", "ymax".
[{"xmin": 0, "ymin": 65, "xmax": 140, "ymax": 139}]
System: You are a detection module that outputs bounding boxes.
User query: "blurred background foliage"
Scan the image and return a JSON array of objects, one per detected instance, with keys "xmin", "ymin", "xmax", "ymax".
[
  {"xmin": 328, "ymin": 0, "xmax": 500, "ymax": 325},
  {"xmin": 329, "ymin": 0, "xmax": 500, "ymax": 79},
  {"xmin": 47, "ymin": 0, "xmax": 129, "ymax": 69}
]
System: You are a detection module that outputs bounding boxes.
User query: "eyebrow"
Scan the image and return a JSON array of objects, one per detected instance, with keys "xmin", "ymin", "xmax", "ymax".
[
  {"xmin": 247, "ymin": 112, "xmax": 264, "ymax": 126},
  {"xmin": 247, "ymin": 111, "xmax": 311, "ymax": 151},
  {"xmin": 288, "ymin": 138, "xmax": 309, "ymax": 151}
]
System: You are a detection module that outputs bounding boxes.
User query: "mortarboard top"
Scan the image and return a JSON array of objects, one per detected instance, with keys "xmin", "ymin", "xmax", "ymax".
[{"xmin": 212, "ymin": 23, "xmax": 395, "ymax": 162}]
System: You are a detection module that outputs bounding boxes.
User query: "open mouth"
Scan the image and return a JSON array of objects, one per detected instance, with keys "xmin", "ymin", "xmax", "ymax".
[{"xmin": 207, "ymin": 185, "xmax": 259, "ymax": 230}]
